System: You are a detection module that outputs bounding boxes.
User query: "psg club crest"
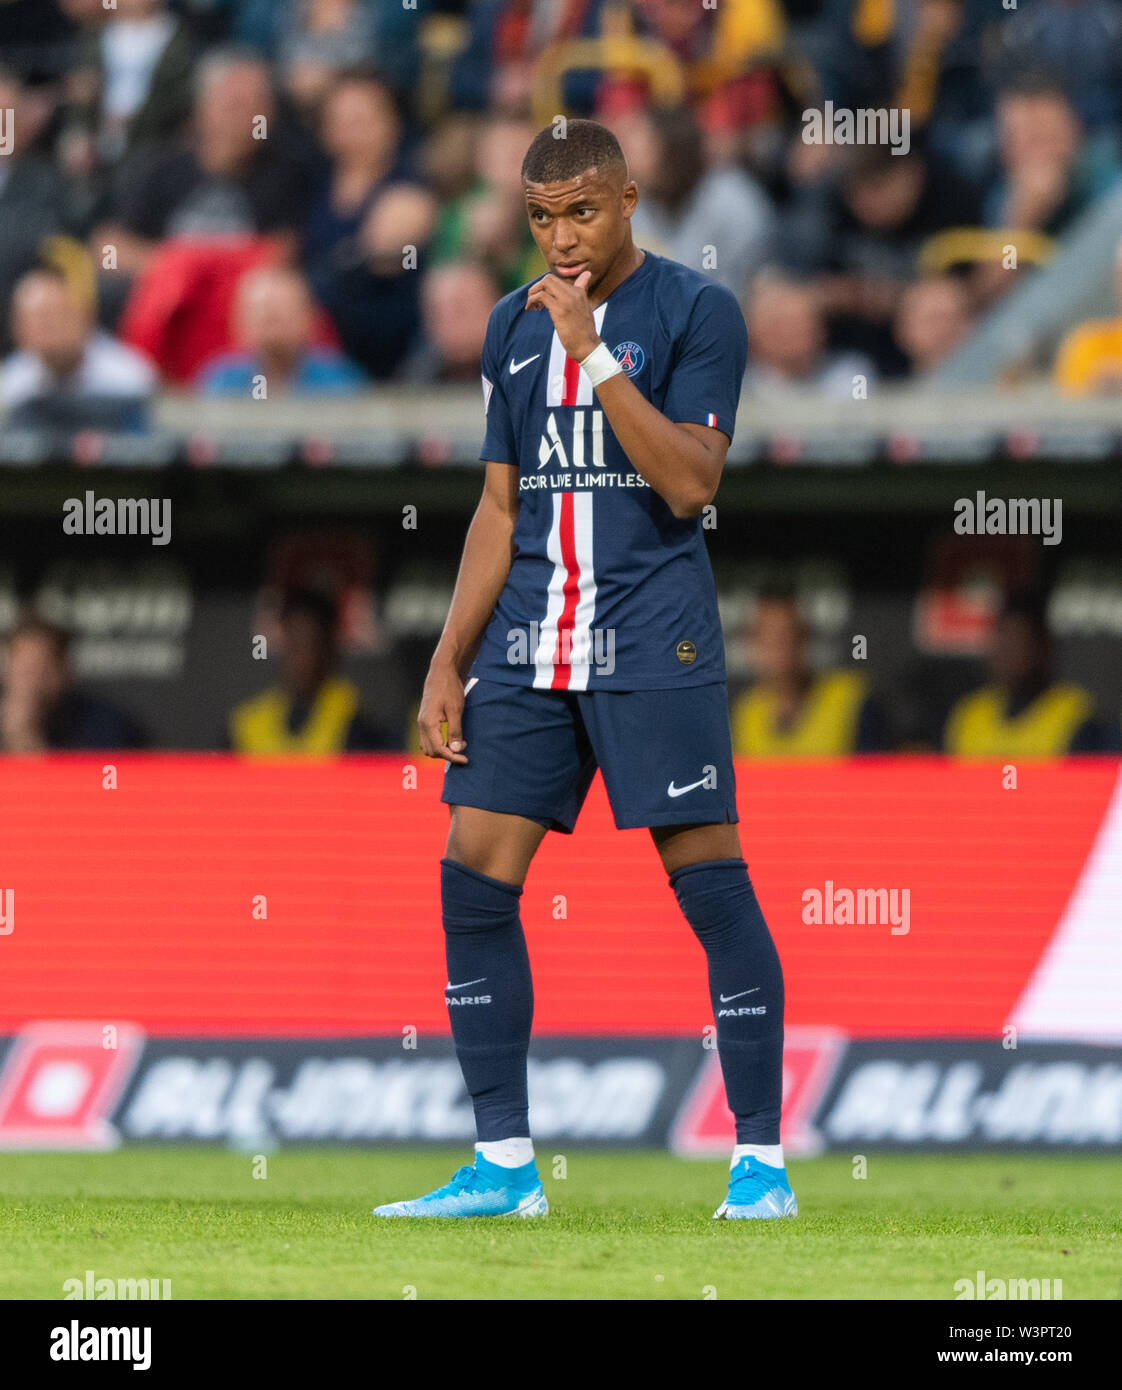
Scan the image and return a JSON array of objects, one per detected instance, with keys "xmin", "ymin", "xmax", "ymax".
[{"xmin": 612, "ymin": 341, "xmax": 645, "ymax": 376}]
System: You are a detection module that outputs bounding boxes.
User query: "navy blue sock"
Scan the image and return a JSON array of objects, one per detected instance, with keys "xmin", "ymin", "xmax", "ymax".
[
  {"xmin": 440, "ymin": 857, "xmax": 533, "ymax": 1141},
  {"xmin": 669, "ymin": 858, "xmax": 784, "ymax": 1144}
]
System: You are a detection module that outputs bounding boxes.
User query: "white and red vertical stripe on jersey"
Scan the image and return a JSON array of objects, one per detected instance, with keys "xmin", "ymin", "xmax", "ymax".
[
  {"xmin": 533, "ymin": 489, "xmax": 597, "ymax": 690},
  {"xmin": 535, "ymin": 304, "xmax": 609, "ymax": 687},
  {"xmin": 545, "ymin": 303, "xmax": 609, "ymax": 406}
]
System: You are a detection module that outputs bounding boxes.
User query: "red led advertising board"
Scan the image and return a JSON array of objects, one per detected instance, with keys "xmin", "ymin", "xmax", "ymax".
[
  {"xmin": 1, "ymin": 756, "xmax": 1119, "ymax": 1038},
  {"xmin": 0, "ymin": 757, "xmax": 1119, "ymax": 1152}
]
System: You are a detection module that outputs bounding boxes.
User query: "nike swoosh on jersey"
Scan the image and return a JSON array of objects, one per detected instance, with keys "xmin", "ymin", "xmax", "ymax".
[
  {"xmin": 445, "ymin": 977, "xmax": 487, "ymax": 991},
  {"xmin": 719, "ymin": 988, "xmax": 760, "ymax": 1002},
  {"xmin": 509, "ymin": 354, "xmax": 541, "ymax": 374},
  {"xmin": 667, "ymin": 777, "xmax": 711, "ymax": 798}
]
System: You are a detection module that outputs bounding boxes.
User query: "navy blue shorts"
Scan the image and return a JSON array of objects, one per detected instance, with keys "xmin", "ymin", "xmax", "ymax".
[{"xmin": 441, "ymin": 677, "xmax": 739, "ymax": 833}]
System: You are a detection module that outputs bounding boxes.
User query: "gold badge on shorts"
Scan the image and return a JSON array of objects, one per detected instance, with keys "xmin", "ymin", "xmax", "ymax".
[{"xmin": 676, "ymin": 640, "xmax": 697, "ymax": 665}]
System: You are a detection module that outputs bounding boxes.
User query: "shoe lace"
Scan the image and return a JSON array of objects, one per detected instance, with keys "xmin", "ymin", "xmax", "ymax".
[
  {"xmin": 728, "ymin": 1160, "xmax": 780, "ymax": 1202},
  {"xmin": 430, "ymin": 1164, "xmax": 486, "ymax": 1199}
]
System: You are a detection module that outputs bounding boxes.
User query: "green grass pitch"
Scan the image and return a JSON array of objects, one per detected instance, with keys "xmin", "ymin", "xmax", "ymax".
[{"xmin": 2, "ymin": 1148, "xmax": 1119, "ymax": 1300}]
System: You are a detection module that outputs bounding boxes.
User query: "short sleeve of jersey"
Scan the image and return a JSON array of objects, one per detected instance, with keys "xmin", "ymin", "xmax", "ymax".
[
  {"xmin": 662, "ymin": 281, "xmax": 748, "ymax": 443},
  {"xmin": 479, "ymin": 306, "xmax": 518, "ymax": 465}
]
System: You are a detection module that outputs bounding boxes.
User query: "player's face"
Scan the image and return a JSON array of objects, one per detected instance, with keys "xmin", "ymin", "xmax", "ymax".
[{"xmin": 522, "ymin": 167, "xmax": 637, "ymax": 296}]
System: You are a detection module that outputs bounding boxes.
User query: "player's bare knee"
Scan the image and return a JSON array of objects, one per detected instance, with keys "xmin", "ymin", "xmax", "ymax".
[
  {"xmin": 652, "ymin": 821, "xmax": 741, "ymax": 876},
  {"xmin": 445, "ymin": 806, "xmax": 543, "ymax": 885}
]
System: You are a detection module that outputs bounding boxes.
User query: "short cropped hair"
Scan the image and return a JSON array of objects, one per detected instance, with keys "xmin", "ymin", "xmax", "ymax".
[{"xmin": 521, "ymin": 118, "xmax": 627, "ymax": 186}]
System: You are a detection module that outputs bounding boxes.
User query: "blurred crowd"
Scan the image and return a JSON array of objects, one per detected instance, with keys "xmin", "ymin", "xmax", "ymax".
[
  {"xmin": 2, "ymin": 0, "xmax": 1122, "ymax": 428},
  {"xmin": 3, "ymin": 583, "xmax": 1119, "ymax": 756}
]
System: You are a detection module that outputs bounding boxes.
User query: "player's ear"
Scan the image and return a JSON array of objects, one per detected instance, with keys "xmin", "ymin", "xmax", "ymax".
[{"xmin": 621, "ymin": 179, "xmax": 638, "ymax": 217}]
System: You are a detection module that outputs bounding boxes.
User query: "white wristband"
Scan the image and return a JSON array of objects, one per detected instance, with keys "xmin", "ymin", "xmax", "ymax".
[{"xmin": 579, "ymin": 341, "xmax": 622, "ymax": 387}]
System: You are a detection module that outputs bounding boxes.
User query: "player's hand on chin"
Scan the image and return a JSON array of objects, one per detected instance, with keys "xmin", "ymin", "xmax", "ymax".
[
  {"xmin": 418, "ymin": 660, "xmax": 469, "ymax": 763},
  {"xmin": 525, "ymin": 269, "xmax": 599, "ymax": 362}
]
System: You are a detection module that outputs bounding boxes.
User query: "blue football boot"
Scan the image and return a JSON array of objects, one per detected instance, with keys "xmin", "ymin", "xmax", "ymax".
[
  {"xmin": 373, "ymin": 1153, "xmax": 548, "ymax": 1218},
  {"xmin": 714, "ymin": 1157, "xmax": 798, "ymax": 1219}
]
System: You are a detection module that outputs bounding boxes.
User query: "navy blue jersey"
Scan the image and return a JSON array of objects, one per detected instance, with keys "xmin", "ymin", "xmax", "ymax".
[{"xmin": 472, "ymin": 249, "xmax": 748, "ymax": 692}]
